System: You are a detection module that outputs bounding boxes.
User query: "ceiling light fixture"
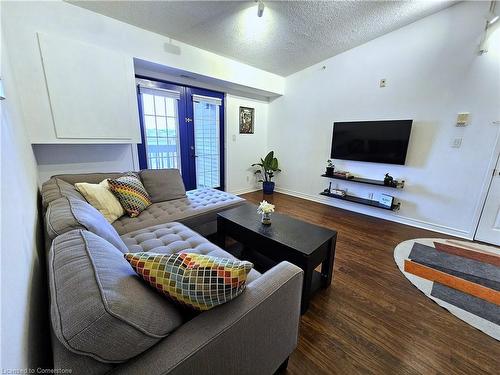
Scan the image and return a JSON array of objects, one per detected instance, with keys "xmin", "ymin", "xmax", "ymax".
[{"xmin": 257, "ymin": 0, "xmax": 265, "ymax": 18}]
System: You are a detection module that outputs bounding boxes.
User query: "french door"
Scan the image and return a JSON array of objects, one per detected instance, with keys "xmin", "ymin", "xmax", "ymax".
[{"xmin": 136, "ymin": 78, "xmax": 224, "ymax": 191}]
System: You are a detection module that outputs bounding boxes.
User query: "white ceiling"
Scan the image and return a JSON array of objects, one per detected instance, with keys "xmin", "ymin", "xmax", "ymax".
[{"xmin": 69, "ymin": 0, "xmax": 457, "ymax": 76}]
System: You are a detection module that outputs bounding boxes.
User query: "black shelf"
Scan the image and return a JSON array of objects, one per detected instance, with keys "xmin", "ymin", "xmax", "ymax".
[
  {"xmin": 321, "ymin": 174, "xmax": 404, "ymax": 189},
  {"xmin": 320, "ymin": 191, "xmax": 400, "ymax": 211}
]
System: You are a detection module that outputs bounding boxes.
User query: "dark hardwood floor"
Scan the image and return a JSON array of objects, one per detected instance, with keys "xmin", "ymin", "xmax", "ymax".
[{"xmin": 240, "ymin": 191, "xmax": 500, "ymax": 375}]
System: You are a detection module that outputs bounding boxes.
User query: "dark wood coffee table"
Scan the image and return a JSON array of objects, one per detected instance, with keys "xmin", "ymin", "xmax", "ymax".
[{"xmin": 216, "ymin": 203, "xmax": 337, "ymax": 314}]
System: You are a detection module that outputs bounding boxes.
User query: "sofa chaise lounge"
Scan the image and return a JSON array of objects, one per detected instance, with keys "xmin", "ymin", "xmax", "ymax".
[{"xmin": 41, "ymin": 170, "xmax": 303, "ymax": 375}]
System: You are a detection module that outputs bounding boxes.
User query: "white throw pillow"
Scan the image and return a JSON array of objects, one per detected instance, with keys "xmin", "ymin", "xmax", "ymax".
[{"xmin": 75, "ymin": 179, "xmax": 125, "ymax": 223}]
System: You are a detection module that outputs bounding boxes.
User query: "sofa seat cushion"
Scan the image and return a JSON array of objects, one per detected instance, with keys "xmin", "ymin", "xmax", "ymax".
[
  {"xmin": 139, "ymin": 168, "xmax": 186, "ymax": 203},
  {"xmin": 49, "ymin": 230, "xmax": 184, "ymax": 363},
  {"xmin": 41, "ymin": 178, "xmax": 85, "ymax": 209},
  {"xmin": 112, "ymin": 188, "xmax": 245, "ymax": 235},
  {"xmin": 120, "ymin": 222, "xmax": 261, "ymax": 284},
  {"xmin": 45, "ymin": 197, "xmax": 128, "ymax": 254}
]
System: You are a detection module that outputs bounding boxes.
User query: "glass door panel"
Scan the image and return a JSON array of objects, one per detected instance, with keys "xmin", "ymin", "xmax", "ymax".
[
  {"xmin": 193, "ymin": 99, "xmax": 221, "ymax": 188},
  {"xmin": 136, "ymin": 79, "xmax": 224, "ymax": 191},
  {"xmin": 140, "ymin": 92, "xmax": 181, "ymax": 170}
]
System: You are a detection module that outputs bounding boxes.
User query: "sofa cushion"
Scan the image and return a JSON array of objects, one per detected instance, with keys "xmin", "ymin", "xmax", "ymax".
[
  {"xmin": 120, "ymin": 222, "xmax": 261, "ymax": 284},
  {"xmin": 113, "ymin": 188, "xmax": 245, "ymax": 235},
  {"xmin": 49, "ymin": 230, "xmax": 184, "ymax": 363},
  {"xmin": 108, "ymin": 173, "xmax": 152, "ymax": 217},
  {"xmin": 125, "ymin": 252, "xmax": 253, "ymax": 311},
  {"xmin": 53, "ymin": 172, "xmax": 125, "ymax": 185},
  {"xmin": 139, "ymin": 169, "xmax": 187, "ymax": 203},
  {"xmin": 75, "ymin": 180, "xmax": 125, "ymax": 223},
  {"xmin": 45, "ymin": 197, "xmax": 128, "ymax": 253},
  {"xmin": 41, "ymin": 178, "xmax": 85, "ymax": 208}
]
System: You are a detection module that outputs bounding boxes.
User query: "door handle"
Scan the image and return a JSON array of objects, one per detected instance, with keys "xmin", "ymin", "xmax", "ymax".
[{"xmin": 190, "ymin": 146, "xmax": 198, "ymax": 158}]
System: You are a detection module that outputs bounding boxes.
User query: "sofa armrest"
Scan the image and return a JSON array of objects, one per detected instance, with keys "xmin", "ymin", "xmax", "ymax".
[{"xmin": 111, "ymin": 261, "xmax": 303, "ymax": 375}]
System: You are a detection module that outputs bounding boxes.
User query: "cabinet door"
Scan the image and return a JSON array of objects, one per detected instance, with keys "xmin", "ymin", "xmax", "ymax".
[{"xmin": 38, "ymin": 33, "xmax": 140, "ymax": 141}]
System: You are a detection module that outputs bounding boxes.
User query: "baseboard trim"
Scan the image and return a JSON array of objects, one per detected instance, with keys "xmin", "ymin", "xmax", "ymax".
[
  {"xmin": 229, "ymin": 187, "xmax": 261, "ymax": 196},
  {"xmin": 274, "ymin": 187, "xmax": 472, "ymax": 240}
]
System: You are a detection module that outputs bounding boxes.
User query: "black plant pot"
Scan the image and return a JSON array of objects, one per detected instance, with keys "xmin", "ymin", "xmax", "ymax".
[
  {"xmin": 325, "ymin": 167, "xmax": 334, "ymax": 176},
  {"xmin": 263, "ymin": 181, "xmax": 275, "ymax": 194}
]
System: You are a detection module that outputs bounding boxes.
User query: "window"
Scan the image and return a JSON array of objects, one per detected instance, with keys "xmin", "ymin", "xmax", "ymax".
[{"xmin": 139, "ymin": 88, "xmax": 181, "ymax": 169}]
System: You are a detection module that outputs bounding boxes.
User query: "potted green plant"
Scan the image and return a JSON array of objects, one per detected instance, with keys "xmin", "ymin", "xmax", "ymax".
[
  {"xmin": 252, "ymin": 151, "xmax": 281, "ymax": 194},
  {"xmin": 326, "ymin": 159, "xmax": 335, "ymax": 176}
]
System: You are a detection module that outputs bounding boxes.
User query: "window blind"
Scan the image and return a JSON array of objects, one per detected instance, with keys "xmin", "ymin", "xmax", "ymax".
[
  {"xmin": 192, "ymin": 94, "xmax": 222, "ymax": 106},
  {"xmin": 138, "ymin": 85, "xmax": 181, "ymax": 100}
]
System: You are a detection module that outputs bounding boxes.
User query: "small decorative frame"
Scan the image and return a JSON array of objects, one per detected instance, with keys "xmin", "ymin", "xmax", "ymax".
[{"xmin": 239, "ymin": 106, "xmax": 254, "ymax": 134}]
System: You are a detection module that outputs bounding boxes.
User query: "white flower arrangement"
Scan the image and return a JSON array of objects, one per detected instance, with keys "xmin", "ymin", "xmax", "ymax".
[{"xmin": 257, "ymin": 200, "xmax": 275, "ymax": 214}]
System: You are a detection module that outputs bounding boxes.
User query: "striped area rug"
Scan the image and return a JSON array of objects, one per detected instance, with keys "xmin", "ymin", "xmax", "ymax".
[{"xmin": 394, "ymin": 238, "xmax": 499, "ymax": 340}]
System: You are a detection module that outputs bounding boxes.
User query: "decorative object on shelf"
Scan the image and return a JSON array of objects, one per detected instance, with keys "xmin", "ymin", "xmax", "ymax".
[
  {"xmin": 325, "ymin": 160, "xmax": 335, "ymax": 176},
  {"xmin": 323, "ymin": 182, "xmax": 333, "ymax": 194},
  {"xmin": 331, "ymin": 189, "xmax": 346, "ymax": 197},
  {"xmin": 239, "ymin": 106, "xmax": 254, "ymax": 134},
  {"xmin": 333, "ymin": 170, "xmax": 353, "ymax": 179},
  {"xmin": 378, "ymin": 194, "xmax": 394, "ymax": 208},
  {"xmin": 252, "ymin": 151, "xmax": 281, "ymax": 194},
  {"xmin": 384, "ymin": 173, "xmax": 395, "ymax": 186},
  {"xmin": 257, "ymin": 200, "xmax": 275, "ymax": 225}
]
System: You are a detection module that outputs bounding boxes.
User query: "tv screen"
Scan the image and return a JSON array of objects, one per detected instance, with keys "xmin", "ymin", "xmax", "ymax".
[{"xmin": 331, "ymin": 120, "xmax": 412, "ymax": 165}]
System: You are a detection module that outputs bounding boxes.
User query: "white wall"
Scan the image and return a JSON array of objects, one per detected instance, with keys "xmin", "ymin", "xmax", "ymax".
[
  {"xmin": 33, "ymin": 144, "xmax": 139, "ymax": 184},
  {"xmin": 267, "ymin": 1, "xmax": 500, "ymax": 239},
  {"xmin": 2, "ymin": 0, "xmax": 283, "ymax": 144},
  {"xmin": 225, "ymin": 95, "xmax": 269, "ymax": 194},
  {"xmin": 0, "ymin": 35, "xmax": 49, "ymax": 371},
  {"xmin": 2, "ymin": 0, "xmax": 276, "ymax": 187}
]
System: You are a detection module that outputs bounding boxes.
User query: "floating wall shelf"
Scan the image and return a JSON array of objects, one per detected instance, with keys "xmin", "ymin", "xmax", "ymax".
[
  {"xmin": 319, "ymin": 192, "xmax": 401, "ymax": 211},
  {"xmin": 321, "ymin": 174, "xmax": 404, "ymax": 189}
]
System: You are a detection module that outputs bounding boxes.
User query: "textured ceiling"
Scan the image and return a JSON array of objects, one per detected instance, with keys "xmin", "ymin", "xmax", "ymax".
[{"xmin": 69, "ymin": 0, "xmax": 457, "ymax": 76}]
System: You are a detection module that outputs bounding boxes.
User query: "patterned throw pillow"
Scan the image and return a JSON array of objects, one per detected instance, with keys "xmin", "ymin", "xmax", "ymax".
[
  {"xmin": 124, "ymin": 252, "xmax": 253, "ymax": 311},
  {"xmin": 108, "ymin": 173, "xmax": 152, "ymax": 217}
]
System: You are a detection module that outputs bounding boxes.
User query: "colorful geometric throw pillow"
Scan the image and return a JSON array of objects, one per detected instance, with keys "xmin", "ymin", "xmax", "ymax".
[
  {"xmin": 108, "ymin": 173, "xmax": 152, "ymax": 217},
  {"xmin": 124, "ymin": 252, "xmax": 253, "ymax": 311}
]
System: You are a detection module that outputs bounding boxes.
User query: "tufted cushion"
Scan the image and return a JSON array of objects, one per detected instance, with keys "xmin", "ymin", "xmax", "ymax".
[
  {"xmin": 53, "ymin": 172, "xmax": 125, "ymax": 185},
  {"xmin": 113, "ymin": 188, "xmax": 245, "ymax": 235},
  {"xmin": 120, "ymin": 222, "xmax": 261, "ymax": 283},
  {"xmin": 45, "ymin": 197, "xmax": 128, "ymax": 253},
  {"xmin": 41, "ymin": 178, "xmax": 85, "ymax": 209},
  {"xmin": 139, "ymin": 169, "xmax": 186, "ymax": 203},
  {"xmin": 49, "ymin": 230, "xmax": 183, "ymax": 363}
]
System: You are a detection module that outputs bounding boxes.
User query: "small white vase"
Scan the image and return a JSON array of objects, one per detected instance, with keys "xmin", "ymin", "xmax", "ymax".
[{"xmin": 261, "ymin": 212, "xmax": 272, "ymax": 225}]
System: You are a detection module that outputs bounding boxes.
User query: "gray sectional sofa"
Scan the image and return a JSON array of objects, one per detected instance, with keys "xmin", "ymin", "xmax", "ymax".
[{"xmin": 41, "ymin": 170, "xmax": 303, "ymax": 375}]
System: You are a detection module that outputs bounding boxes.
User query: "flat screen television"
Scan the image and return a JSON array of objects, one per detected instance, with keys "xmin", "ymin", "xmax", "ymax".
[{"xmin": 331, "ymin": 120, "xmax": 412, "ymax": 165}]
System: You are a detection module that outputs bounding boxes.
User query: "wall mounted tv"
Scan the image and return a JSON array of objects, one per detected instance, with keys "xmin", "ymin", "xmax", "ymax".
[{"xmin": 331, "ymin": 120, "xmax": 413, "ymax": 165}]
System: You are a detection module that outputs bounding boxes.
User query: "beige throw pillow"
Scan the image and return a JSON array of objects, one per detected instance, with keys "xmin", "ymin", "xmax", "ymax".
[{"xmin": 75, "ymin": 179, "xmax": 125, "ymax": 223}]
